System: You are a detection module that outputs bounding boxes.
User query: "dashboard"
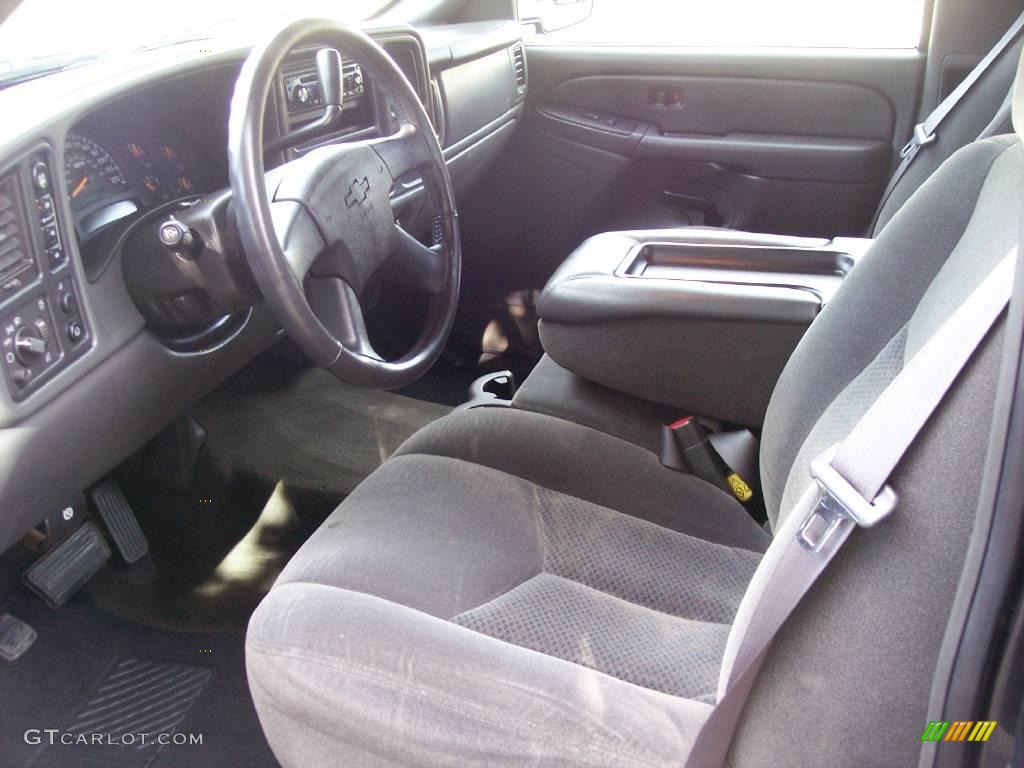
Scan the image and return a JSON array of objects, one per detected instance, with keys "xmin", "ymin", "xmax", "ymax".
[{"xmin": 0, "ymin": 19, "xmax": 526, "ymax": 555}]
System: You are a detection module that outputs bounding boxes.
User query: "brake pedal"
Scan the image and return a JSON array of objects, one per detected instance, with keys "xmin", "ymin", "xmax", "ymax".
[
  {"xmin": 92, "ymin": 480, "xmax": 149, "ymax": 564},
  {"xmin": 0, "ymin": 614, "xmax": 36, "ymax": 661},
  {"xmin": 23, "ymin": 521, "xmax": 111, "ymax": 607}
]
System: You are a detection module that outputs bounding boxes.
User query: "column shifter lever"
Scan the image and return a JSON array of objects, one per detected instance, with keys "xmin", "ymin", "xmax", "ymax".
[
  {"xmin": 265, "ymin": 47, "xmax": 345, "ymax": 154},
  {"xmin": 315, "ymin": 47, "xmax": 343, "ymax": 108}
]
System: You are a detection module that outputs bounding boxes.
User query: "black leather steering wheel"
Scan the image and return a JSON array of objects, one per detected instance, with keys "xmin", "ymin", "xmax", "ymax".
[{"xmin": 228, "ymin": 19, "xmax": 460, "ymax": 389}]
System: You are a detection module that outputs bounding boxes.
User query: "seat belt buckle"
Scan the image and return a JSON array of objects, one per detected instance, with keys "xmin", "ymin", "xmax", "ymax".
[
  {"xmin": 900, "ymin": 123, "xmax": 936, "ymax": 158},
  {"xmin": 797, "ymin": 445, "xmax": 899, "ymax": 552},
  {"xmin": 660, "ymin": 417, "xmax": 756, "ymax": 503}
]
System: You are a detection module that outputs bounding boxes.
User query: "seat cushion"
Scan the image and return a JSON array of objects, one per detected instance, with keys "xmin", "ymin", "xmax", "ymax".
[{"xmin": 248, "ymin": 408, "xmax": 769, "ymax": 767}]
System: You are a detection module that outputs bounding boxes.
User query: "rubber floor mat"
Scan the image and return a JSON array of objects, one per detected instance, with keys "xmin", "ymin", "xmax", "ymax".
[{"xmin": 33, "ymin": 656, "xmax": 211, "ymax": 768}]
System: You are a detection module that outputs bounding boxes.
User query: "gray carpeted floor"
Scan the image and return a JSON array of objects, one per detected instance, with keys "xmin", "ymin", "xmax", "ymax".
[
  {"xmin": 93, "ymin": 358, "xmax": 451, "ymax": 633},
  {"xmin": 0, "ymin": 540, "xmax": 277, "ymax": 768},
  {"xmin": 193, "ymin": 358, "xmax": 451, "ymax": 497}
]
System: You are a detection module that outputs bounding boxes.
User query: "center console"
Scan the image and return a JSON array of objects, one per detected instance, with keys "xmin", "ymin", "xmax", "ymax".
[{"xmin": 535, "ymin": 229, "xmax": 871, "ymax": 428}]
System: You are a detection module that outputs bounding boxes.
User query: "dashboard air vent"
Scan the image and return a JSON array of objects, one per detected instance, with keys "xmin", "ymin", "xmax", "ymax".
[
  {"xmin": 511, "ymin": 43, "xmax": 527, "ymax": 94},
  {"xmin": 0, "ymin": 175, "xmax": 31, "ymax": 284}
]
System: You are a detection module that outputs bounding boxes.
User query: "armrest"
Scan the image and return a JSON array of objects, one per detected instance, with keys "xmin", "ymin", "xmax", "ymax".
[{"xmin": 537, "ymin": 230, "xmax": 868, "ymax": 427}]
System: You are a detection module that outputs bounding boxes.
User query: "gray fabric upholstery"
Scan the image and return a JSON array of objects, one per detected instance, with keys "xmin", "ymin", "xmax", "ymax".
[
  {"xmin": 251, "ymin": 411, "xmax": 768, "ymax": 766},
  {"xmin": 776, "ymin": 328, "xmax": 907, "ymax": 525},
  {"xmin": 759, "ymin": 135, "xmax": 1018, "ymax": 520},
  {"xmin": 249, "ymin": 585, "xmax": 715, "ymax": 768},
  {"xmin": 449, "ymin": 481, "xmax": 762, "ymax": 702},
  {"xmin": 395, "ymin": 408, "xmax": 769, "ymax": 550},
  {"xmin": 730, "ymin": 326, "xmax": 1004, "ymax": 768},
  {"xmin": 512, "ymin": 353, "xmax": 679, "ymax": 454},
  {"xmin": 872, "ymin": 35, "xmax": 1022, "ymax": 234},
  {"xmin": 453, "ymin": 574, "xmax": 731, "ymax": 703}
]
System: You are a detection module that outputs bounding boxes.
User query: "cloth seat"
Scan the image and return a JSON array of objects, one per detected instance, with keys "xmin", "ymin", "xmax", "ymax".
[{"xmin": 248, "ymin": 408, "xmax": 769, "ymax": 767}]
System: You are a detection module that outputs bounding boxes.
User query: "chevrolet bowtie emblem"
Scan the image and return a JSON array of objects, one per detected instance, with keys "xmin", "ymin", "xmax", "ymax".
[{"xmin": 345, "ymin": 176, "xmax": 370, "ymax": 208}]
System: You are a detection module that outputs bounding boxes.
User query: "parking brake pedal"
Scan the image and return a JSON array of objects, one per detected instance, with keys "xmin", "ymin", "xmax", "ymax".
[
  {"xmin": 23, "ymin": 522, "xmax": 111, "ymax": 607},
  {"xmin": 92, "ymin": 480, "xmax": 149, "ymax": 564}
]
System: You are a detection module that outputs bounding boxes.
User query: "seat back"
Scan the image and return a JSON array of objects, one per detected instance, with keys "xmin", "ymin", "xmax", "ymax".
[
  {"xmin": 739, "ymin": 54, "xmax": 1024, "ymax": 768},
  {"xmin": 871, "ymin": 33, "xmax": 1023, "ymax": 235}
]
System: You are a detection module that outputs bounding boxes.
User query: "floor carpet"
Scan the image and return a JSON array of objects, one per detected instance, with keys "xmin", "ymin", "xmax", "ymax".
[
  {"xmin": 0, "ymin": 546, "xmax": 276, "ymax": 768},
  {"xmin": 91, "ymin": 360, "xmax": 451, "ymax": 633}
]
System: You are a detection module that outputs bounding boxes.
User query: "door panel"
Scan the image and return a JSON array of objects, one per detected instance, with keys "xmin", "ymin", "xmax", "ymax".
[
  {"xmin": 544, "ymin": 74, "xmax": 894, "ymax": 140},
  {"xmin": 523, "ymin": 46, "xmax": 922, "ymax": 238}
]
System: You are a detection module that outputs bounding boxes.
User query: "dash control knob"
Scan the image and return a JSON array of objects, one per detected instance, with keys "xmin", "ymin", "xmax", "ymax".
[
  {"xmin": 14, "ymin": 326, "xmax": 45, "ymax": 364},
  {"xmin": 66, "ymin": 321, "xmax": 85, "ymax": 345},
  {"xmin": 31, "ymin": 161, "xmax": 50, "ymax": 193},
  {"xmin": 59, "ymin": 291, "xmax": 77, "ymax": 314}
]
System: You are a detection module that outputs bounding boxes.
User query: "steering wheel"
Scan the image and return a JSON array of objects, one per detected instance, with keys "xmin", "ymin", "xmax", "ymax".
[{"xmin": 227, "ymin": 19, "xmax": 460, "ymax": 389}]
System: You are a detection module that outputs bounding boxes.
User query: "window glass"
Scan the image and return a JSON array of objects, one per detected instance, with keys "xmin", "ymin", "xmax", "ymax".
[{"xmin": 525, "ymin": 0, "xmax": 927, "ymax": 49}]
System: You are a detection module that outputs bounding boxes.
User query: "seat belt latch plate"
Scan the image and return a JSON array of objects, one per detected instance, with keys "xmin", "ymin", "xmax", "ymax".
[
  {"xmin": 901, "ymin": 123, "xmax": 936, "ymax": 158},
  {"xmin": 798, "ymin": 445, "xmax": 899, "ymax": 552}
]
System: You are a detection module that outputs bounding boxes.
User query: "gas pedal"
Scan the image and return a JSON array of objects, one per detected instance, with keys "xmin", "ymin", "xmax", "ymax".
[
  {"xmin": 0, "ymin": 614, "xmax": 36, "ymax": 661},
  {"xmin": 23, "ymin": 521, "xmax": 111, "ymax": 607},
  {"xmin": 92, "ymin": 480, "xmax": 149, "ymax": 564}
]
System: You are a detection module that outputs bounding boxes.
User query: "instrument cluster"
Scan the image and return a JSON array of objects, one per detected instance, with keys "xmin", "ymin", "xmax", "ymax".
[{"xmin": 63, "ymin": 128, "xmax": 211, "ymax": 239}]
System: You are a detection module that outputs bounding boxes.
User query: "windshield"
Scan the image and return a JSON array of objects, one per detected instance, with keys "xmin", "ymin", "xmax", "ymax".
[{"xmin": 0, "ymin": 0, "xmax": 391, "ymax": 81}]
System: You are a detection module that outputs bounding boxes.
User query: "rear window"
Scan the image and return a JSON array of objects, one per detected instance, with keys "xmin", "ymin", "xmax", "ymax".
[{"xmin": 523, "ymin": 0, "xmax": 927, "ymax": 49}]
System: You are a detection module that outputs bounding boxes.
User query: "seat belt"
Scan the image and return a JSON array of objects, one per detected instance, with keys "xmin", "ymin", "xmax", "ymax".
[
  {"xmin": 683, "ymin": 251, "xmax": 1017, "ymax": 768},
  {"xmin": 870, "ymin": 11, "xmax": 1024, "ymax": 234}
]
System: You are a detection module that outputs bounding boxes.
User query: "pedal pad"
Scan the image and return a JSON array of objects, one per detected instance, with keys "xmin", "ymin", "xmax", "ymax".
[
  {"xmin": 92, "ymin": 480, "xmax": 149, "ymax": 563},
  {"xmin": 23, "ymin": 521, "xmax": 111, "ymax": 607},
  {"xmin": 0, "ymin": 614, "xmax": 37, "ymax": 661}
]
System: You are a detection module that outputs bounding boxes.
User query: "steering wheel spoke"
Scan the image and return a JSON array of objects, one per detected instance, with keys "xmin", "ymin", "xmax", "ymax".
[
  {"xmin": 367, "ymin": 124, "xmax": 429, "ymax": 185},
  {"xmin": 308, "ymin": 276, "xmax": 381, "ymax": 360},
  {"xmin": 382, "ymin": 226, "xmax": 448, "ymax": 293},
  {"xmin": 269, "ymin": 200, "xmax": 324, "ymax": 282}
]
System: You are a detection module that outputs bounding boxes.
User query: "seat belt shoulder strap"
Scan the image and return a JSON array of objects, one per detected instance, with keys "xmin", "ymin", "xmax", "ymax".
[
  {"xmin": 870, "ymin": 10, "xmax": 1024, "ymax": 233},
  {"xmin": 909, "ymin": 9, "xmax": 1024, "ymax": 156},
  {"xmin": 684, "ymin": 253, "xmax": 1016, "ymax": 768}
]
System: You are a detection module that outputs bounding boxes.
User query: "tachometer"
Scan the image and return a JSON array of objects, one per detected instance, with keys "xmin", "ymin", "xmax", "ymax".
[{"xmin": 64, "ymin": 134, "xmax": 130, "ymax": 212}]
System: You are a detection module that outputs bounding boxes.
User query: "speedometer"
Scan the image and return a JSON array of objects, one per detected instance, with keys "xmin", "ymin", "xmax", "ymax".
[{"xmin": 64, "ymin": 134, "xmax": 130, "ymax": 213}]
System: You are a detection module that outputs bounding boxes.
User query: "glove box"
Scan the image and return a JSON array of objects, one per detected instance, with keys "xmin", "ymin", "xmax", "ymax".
[{"xmin": 537, "ymin": 230, "xmax": 869, "ymax": 427}]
